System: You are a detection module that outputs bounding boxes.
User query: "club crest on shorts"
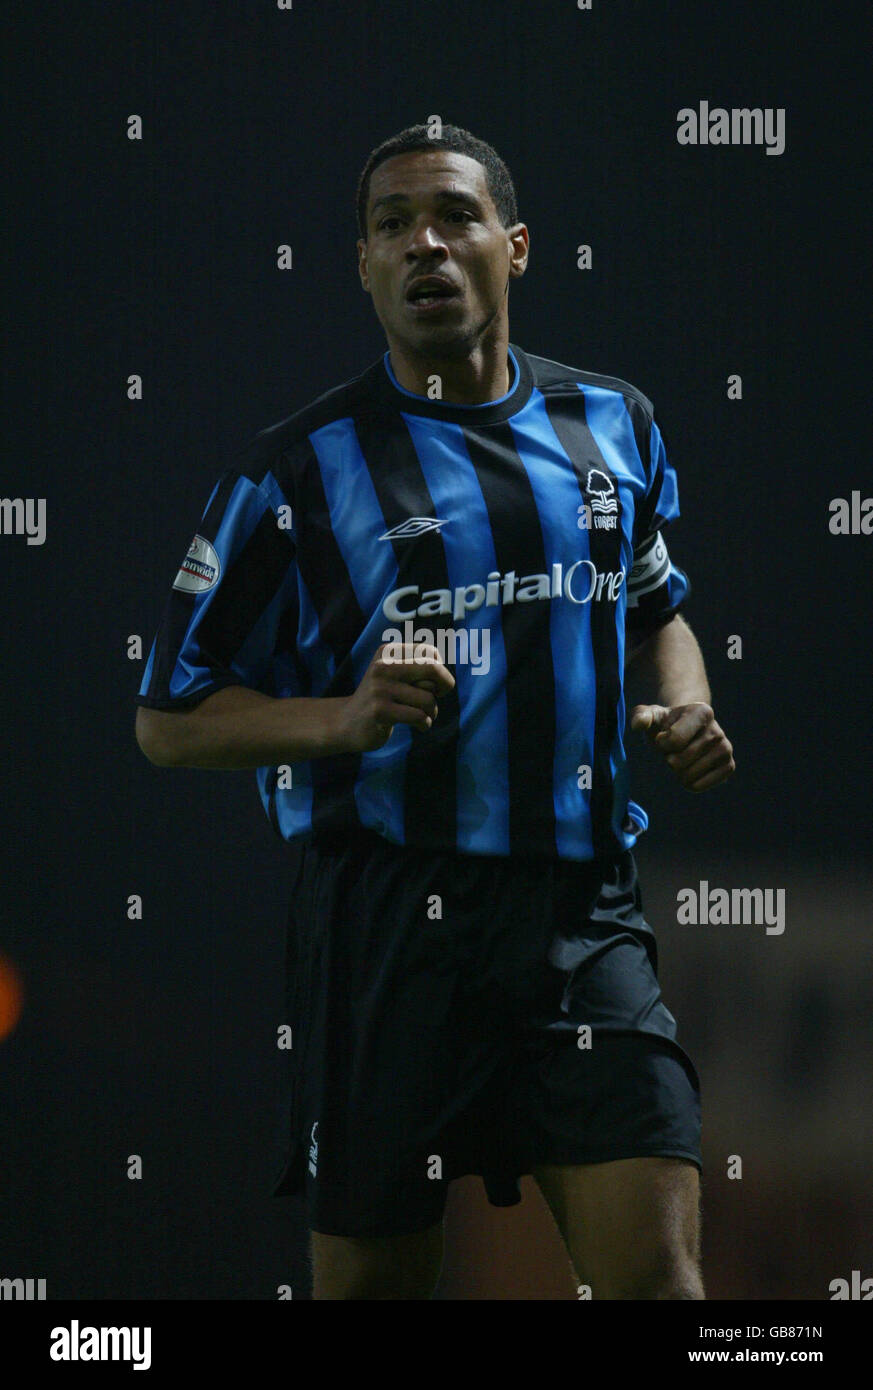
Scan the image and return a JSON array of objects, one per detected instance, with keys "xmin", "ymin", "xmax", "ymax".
[{"xmin": 172, "ymin": 534, "xmax": 221, "ymax": 593}]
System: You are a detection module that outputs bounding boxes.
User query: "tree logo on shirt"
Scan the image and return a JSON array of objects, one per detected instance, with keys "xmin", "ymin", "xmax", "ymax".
[
  {"xmin": 582, "ymin": 469, "xmax": 619, "ymax": 531},
  {"xmin": 586, "ymin": 469, "xmax": 618, "ymax": 512},
  {"xmin": 172, "ymin": 534, "xmax": 221, "ymax": 594}
]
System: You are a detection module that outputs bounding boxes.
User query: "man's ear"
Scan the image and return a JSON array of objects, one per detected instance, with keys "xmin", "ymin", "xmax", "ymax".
[
  {"xmin": 508, "ymin": 223, "xmax": 530, "ymax": 278},
  {"xmin": 357, "ymin": 238, "xmax": 370, "ymax": 292}
]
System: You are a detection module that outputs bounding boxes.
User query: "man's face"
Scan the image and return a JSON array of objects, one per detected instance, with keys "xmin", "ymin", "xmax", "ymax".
[{"xmin": 357, "ymin": 149, "xmax": 524, "ymax": 358}]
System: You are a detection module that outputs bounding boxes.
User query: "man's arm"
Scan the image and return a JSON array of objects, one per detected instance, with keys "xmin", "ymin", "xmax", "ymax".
[
  {"xmin": 135, "ymin": 686, "xmax": 351, "ymax": 769},
  {"xmin": 625, "ymin": 614, "xmax": 735, "ymax": 792},
  {"xmin": 625, "ymin": 612, "xmax": 710, "ymax": 706},
  {"xmin": 134, "ymin": 642, "xmax": 454, "ymax": 770}
]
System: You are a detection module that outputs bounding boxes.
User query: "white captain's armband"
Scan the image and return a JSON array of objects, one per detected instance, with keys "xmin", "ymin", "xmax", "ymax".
[{"xmin": 626, "ymin": 531, "xmax": 671, "ymax": 608}]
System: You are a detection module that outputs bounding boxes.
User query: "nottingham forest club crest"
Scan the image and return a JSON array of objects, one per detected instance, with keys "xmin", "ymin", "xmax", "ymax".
[{"xmin": 578, "ymin": 469, "xmax": 618, "ymax": 531}]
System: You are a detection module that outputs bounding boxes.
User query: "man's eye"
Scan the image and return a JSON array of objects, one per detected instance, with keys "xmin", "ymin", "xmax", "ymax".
[{"xmin": 378, "ymin": 210, "xmax": 473, "ymax": 231}]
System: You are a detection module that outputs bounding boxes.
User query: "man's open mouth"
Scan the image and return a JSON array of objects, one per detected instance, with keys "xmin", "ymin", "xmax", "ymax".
[{"xmin": 406, "ymin": 277, "xmax": 461, "ymax": 306}]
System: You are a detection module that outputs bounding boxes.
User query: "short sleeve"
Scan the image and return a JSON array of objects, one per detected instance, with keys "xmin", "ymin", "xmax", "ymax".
[
  {"xmin": 626, "ymin": 414, "xmax": 691, "ymax": 635},
  {"xmin": 136, "ymin": 467, "xmax": 298, "ymax": 710}
]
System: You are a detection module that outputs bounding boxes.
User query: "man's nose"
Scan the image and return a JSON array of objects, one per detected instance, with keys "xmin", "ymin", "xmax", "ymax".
[{"xmin": 406, "ymin": 223, "xmax": 448, "ymax": 256}]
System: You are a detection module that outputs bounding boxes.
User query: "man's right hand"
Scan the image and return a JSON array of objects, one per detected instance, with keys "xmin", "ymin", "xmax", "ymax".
[{"xmin": 338, "ymin": 643, "xmax": 456, "ymax": 753}]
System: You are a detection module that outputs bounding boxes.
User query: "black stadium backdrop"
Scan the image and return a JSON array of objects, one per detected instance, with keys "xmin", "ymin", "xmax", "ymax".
[{"xmin": 2, "ymin": 0, "xmax": 871, "ymax": 1304}]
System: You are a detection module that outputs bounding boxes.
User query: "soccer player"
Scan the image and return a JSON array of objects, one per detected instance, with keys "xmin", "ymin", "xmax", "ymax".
[{"xmin": 135, "ymin": 123, "xmax": 735, "ymax": 1300}]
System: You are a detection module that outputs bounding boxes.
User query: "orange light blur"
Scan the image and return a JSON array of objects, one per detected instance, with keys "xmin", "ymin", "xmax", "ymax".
[{"xmin": 0, "ymin": 953, "xmax": 24, "ymax": 1039}]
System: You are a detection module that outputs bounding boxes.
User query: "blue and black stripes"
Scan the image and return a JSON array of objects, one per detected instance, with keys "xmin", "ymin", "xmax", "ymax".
[{"xmin": 136, "ymin": 343, "xmax": 691, "ymax": 863}]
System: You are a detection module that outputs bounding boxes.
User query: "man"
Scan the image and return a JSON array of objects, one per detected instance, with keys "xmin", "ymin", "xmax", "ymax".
[{"xmin": 135, "ymin": 122, "xmax": 735, "ymax": 1300}]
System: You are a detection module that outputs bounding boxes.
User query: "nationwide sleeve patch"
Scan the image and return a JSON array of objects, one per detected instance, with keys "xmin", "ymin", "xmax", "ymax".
[{"xmin": 172, "ymin": 534, "xmax": 221, "ymax": 593}]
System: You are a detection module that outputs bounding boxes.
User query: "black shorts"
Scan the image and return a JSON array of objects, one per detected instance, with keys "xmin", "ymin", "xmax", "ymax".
[{"xmin": 271, "ymin": 827, "xmax": 701, "ymax": 1238}]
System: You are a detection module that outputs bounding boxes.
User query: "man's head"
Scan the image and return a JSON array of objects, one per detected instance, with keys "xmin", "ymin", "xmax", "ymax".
[{"xmin": 356, "ymin": 124, "xmax": 528, "ymax": 364}]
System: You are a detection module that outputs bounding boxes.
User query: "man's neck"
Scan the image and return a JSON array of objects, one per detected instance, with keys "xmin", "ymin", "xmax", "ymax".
[{"xmin": 388, "ymin": 342, "xmax": 511, "ymax": 404}]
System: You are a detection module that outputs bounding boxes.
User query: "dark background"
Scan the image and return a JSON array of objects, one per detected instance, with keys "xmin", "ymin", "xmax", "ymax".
[{"xmin": 2, "ymin": 0, "xmax": 870, "ymax": 1299}]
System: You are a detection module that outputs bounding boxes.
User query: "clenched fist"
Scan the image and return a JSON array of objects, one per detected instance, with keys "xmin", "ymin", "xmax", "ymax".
[
  {"xmin": 630, "ymin": 702, "xmax": 735, "ymax": 792},
  {"xmin": 338, "ymin": 643, "xmax": 456, "ymax": 753}
]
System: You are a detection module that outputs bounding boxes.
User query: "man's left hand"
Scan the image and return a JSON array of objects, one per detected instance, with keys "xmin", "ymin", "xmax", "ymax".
[{"xmin": 629, "ymin": 702, "xmax": 735, "ymax": 792}]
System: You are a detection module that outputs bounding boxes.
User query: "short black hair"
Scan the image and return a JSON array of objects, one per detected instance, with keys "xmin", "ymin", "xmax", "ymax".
[{"xmin": 356, "ymin": 122, "xmax": 518, "ymax": 240}]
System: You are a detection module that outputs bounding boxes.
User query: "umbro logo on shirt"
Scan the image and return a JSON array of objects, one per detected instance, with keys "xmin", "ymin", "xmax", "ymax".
[{"xmin": 379, "ymin": 517, "xmax": 449, "ymax": 541}]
